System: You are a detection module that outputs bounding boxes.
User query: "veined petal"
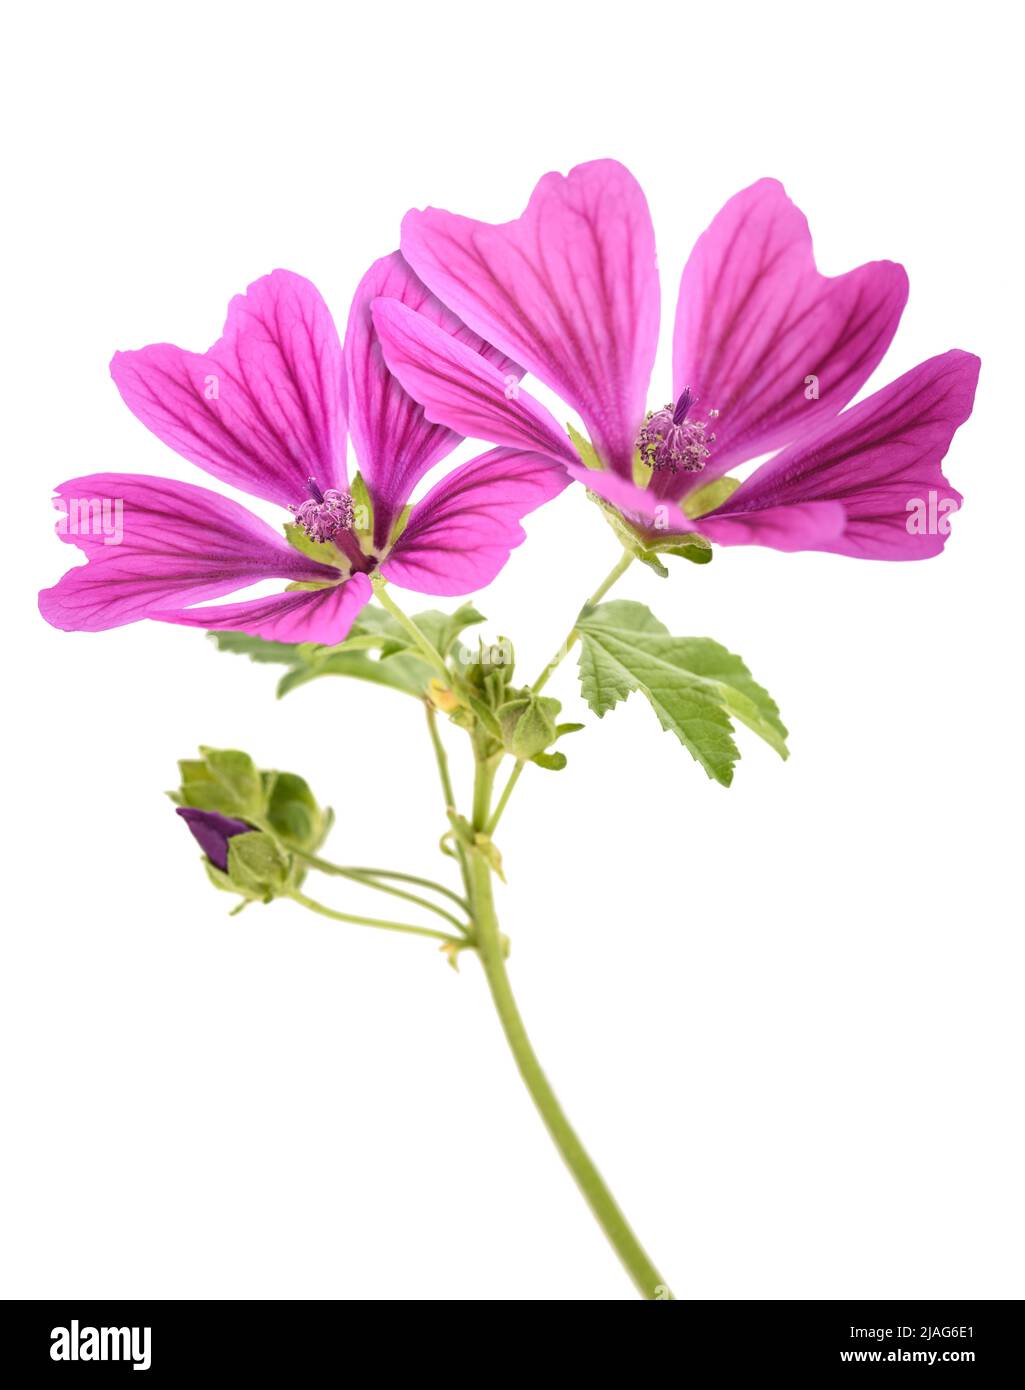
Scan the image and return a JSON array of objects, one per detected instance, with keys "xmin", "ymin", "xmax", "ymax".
[
  {"xmin": 699, "ymin": 351, "xmax": 980, "ymax": 558},
  {"xmin": 157, "ymin": 572, "xmax": 373, "ymax": 643},
  {"xmin": 371, "ymin": 297, "xmax": 577, "ymax": 465},
  {"xmin": 38, "ymin": 473, "xmax": 339, "ymax": 632},
  {"xmin": 381, "ymin": 448, "xmax": 568, "ymax": 595},
  {"xmin": 401, "ymin": 159, "xmax": 659, "ymax": 476},
  {"xmin": 698, "ymin": 501, "xmax": 847, "ymax": 552},
  {"xmin": 345, "ymin": 251, "xmax": 523, "ymax": 547},
  {"xmin": 111, "ymin": 270, "xmax": 347, "ymax": 508},
  {"xmin": 673, "ymin": 180, "xmax": 908, "ymax": 473}
]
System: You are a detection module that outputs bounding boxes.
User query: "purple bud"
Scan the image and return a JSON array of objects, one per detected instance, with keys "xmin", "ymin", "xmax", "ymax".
[{"xmin": 176, "ymin": 807, "xmax": 254, "ymax": 872}]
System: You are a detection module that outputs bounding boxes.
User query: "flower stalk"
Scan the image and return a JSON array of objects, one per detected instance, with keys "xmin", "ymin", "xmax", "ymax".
[{"xmin": 465, "ymin": 751, "xmax": 673, "ymax": 1300}]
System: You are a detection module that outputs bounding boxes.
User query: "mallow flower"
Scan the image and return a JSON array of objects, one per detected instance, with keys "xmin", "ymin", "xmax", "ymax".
[
  {"xmin": 39, "ymin": 257, "xmax": 567, "ymax": 643},
  {"xmin": 370, "ymin": 160, "xmax": 979, "ymax": 562}
]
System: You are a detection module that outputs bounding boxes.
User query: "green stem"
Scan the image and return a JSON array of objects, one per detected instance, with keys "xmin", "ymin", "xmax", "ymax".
[
  {"xmin": 426, "ymin": 703, "xmax": 472, "ymax": 903},
  {"xmin": 289, "ymin": 889, "xmax": 464, "ymax": 947},
  {"xmin": 485, "ymin": 549, "xmax": 636, "ymax": 839},
  {"xmin": 532, "ymin": 549, "xmax": 634, "ymax": 694},
  {"xmin": 345, "ymin": 867, "xmax": 468, "ymax": 913},
  {"xmin": 372, "ymin": 578, "xmax": 451, "ymax": 684},
  {"xmin": 426, "ymin": 703, "xmax": 458, "ymax": 811},
  {"xmin": 293, "ymin": 851, "xmax": 470, "ymax": 934},
  {"xmin": 485, "ymin": 759, "xmax": 524, "ymax": 836},
  {"xmin": 466, "ymin": 757, "xmax": 672, "ymax": 1300}
]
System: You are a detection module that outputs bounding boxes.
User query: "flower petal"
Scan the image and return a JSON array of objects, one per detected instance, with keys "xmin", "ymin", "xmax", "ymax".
[
  {"xmin": 673, "ymin": 179, "xmax": 908, "ymax": 473},
  {"xmin": 371, "ymin": 297, "xmax": 577, "ymax": 464},
  {"xmin": 157, "ymin": 572, "xmax": 373, "ymax": 643},
  {"xmin": 111, "ymin": 270, "xmax": 347, "ymax": 508},
  {"xmin": 381, "ymin": 449, "xmax": 568, "ymax": 596},
  {"xmin": 345, "ymin": 252, "xmax": 523, "ymax": 548},
  {"xmin": 401, "ymin": 159, "xmax": 659, "ymax": 475},
  {"xmin": 38, "ymin": 473, "xmax": 339, "ymax": 632},
  {"xmin": 698, "ymin": 501, "xmax": 847, "ymax": 552},
  {"xmin": 699, "ymin": 351, "xmax": 980, "ymax": 558}
]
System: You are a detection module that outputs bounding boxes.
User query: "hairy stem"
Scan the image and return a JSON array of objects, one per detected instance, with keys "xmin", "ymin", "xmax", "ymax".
[{"xmin": 466, "ymin": 756, "xmax": 672, "ymax": 1300}]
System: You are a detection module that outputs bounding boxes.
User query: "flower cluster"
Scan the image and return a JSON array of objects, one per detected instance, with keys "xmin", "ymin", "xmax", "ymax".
[{"xmin": 41, "ymin": 161, "xmax": 979, "ymax": 645}]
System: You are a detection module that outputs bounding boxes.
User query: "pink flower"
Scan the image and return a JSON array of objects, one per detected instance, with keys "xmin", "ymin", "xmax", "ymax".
[
  {"xmin": 372, "ymin": 161, "xmax": 979, "ymax": 561},
  {"xmin": 39, "ymin": 258, "xmax": 567, "ymax": 643}
]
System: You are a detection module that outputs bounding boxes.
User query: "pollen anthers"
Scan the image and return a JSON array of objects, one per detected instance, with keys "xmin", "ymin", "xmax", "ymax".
[
  {"xmin": 289, "ymin": 477, "xmax": 355, "ymax": 543},
  {"xmin": 637, "ymin": 387, "xmax": 718, "ymax": 475}
]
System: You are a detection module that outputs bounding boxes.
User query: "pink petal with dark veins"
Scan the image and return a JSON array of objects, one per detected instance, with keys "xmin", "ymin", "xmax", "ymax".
[
  {"xmin": 345, "ymin": 251, "xmax": 523, "ymax": 547},
  {"xmin": 111, "ymin": 270, "xmax": 347, "ymax": 508},
  {"xmin": 382, "ymin": 448, "xmax": 568, "ymax": 595},
  {"xmin": 38, "ymin": 473, "xmax": 340, "ymax": 632},
  {"xmin": 401, "ymin": 159, "xmax": 659, "ymax": 477},
  {"xmin": 673, "ymin": 179, "xmax": 908, "ymax": 478}
]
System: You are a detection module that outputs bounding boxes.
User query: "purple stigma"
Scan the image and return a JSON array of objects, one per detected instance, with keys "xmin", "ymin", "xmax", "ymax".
[
  {"xmin": 636, "ymin": 388, "xmax": 719, "ymax": 475},
  {"xmin": 672, "ymin": 387, "xmax": 694, "ymax": 425}
]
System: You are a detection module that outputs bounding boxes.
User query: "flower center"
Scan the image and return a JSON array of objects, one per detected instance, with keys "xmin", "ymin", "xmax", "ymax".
[
  {"xmin": 637, "ymin": 387, "xmax": 719, "ymax": 474},
  {"xmin": 289, "ymin": 477, "xmax": 355, "ymax": 543}
]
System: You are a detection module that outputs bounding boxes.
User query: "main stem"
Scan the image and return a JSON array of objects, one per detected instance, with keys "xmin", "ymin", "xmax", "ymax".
[{"xmin": 467, "ymin": 756, "xmax": 673, "ymax": 1300}]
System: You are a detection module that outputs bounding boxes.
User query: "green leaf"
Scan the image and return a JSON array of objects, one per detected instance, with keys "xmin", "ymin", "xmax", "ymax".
[
  {"xmin": 208, "ymin": 632, "xmax": 302, "ymax": 665},
  {"xmin": 411, "ymin": 603, "xmax": 486, "ymax": 658},
  {"xmin": 276, "ymin": 650, "xmax": 428, "ymax": 699},
  {"xmin": 682, "ymin": 476, "xmax": 742, "ymax": 519},
  {"xmin": 576, "ymin": 601, "xmax": 788, "ymax": 786},
  {"xmin": 209, "ymin": 608, "xmax": 436, "ymax": 700}
]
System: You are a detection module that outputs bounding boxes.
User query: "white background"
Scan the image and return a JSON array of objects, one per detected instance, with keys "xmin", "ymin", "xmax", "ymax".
[{"xmin": 3, "ymin": 1, "xmax": 1021, "ymax": 1301}]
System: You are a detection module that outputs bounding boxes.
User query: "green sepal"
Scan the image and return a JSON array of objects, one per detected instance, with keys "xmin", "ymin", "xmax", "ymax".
[
  {"xmin": 467, "ymin": 694, "xmax": 503, "ymax": 740},
  {"xmin": 183, "ymin": 746, "xmax": 263, "ymax": 819},
  {"xmin": 283, "ymin": 522, "xmax": 349, "ymax": 572},
  {"xmin": 350, "ymin": 472, "xmax": 373, "ymax": 543},
  {"xmin": 566, "ymin": 422, "xmax": 603, "ymax": 471},
  {"xmin": 203, "ymin": 858, "xmax": 258, "ymax": 909},
  {"xmin": 530, "ymin": 751, "xmax": 568, "ymax": 771},
  {"xmin": 226, "ymin": 831, "xmax": 291, "ymax": 902},
  {"xmin": 682, "ymin": 475, "xmax": 741, "ymax": 519},
  {"xmin": 388, "ymin": 503, "xmax": 413, "ymax": 547},
  {"xmin": 264, "ymin": 770, "xmax": 333, "ymax": 855},
  {"xmin": 649, "ymin": 534, "xmax": 714, "ymax": 566}
]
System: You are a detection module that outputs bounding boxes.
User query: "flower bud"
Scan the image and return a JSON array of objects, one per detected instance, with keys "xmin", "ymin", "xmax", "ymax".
[
  {"xmin": 176, "ymin": 807, "xmax": 254, "ymax": 872},
  {"xmin": 496, "ymin": 694, "xmax": 561, "ymax": 761}
]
